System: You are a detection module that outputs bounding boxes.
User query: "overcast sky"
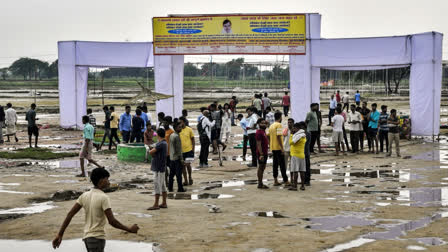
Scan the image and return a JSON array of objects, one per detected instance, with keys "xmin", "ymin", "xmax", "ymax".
[{"xmin": 1, "ymin": 0, "xmax": 447, "ymax": 67}]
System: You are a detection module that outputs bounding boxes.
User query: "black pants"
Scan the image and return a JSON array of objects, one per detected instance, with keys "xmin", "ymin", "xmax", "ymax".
[
  {"xmin": 272, "ymin": 150, "xmax": 288, "ymax": 182},
  {"xmin": 361, "ymin": 122, "xmax": 370, "ymax": 150},
  {"xmin": 328, "ymin": 109, "xmax": 335, "ymax": 125},
  {"xmin": 305, "ymin": 155, "xmax": 311, "ymax": 183},
  {"xmin": 110, "ymin": 128, "xmax": 120, "ymax": 149},
  {"xmin": 310, "ymin": 131, "xmax": 319, "ymax": 153},
  {"xmin": 83, "ymin": 237, "xmax": 105, "ymax": 252},
  {"xmin": 199, "ymin": 135, "xmax": 210, "ymax": 165},
  {"xmin": 242, "ymin": 135, "xmax": 248, "ymax": 158},
  {"xmin": 350, "ymin": 130, "xmax": 360, "ymax": 153},
  {"xmin": 379, "ymin": 130, "xmax": 389, "ymax": 152},
  {"xmin": 248, "ymin": 133, "xmax": 257, "ymax": 166},
  {"xmin": 343, "ymin": 103, "xmax": 349, "ymax": 112},
  {"xmin": 342, "ymin": 126, "xmax": 350, "ymax": 150},
  {"xmin": 168, "ymin": 159, "xmax": 184, "ymax": 192},
  {"xmin": 122, "ymin": 130, "xmax": 130, "ymax": 143},
  {"xmin": 130, "ymin": 131, "xmax": 142, "ymax": 143},
  {"xmin": 283, "ymin": 106, "xmax": 289, "ymax": 116}
]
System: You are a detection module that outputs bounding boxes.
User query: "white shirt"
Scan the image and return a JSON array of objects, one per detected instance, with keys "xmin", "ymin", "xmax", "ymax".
[
  {"xmin": 5, "ymin": 108, "xmax": 17, "ymax": 125},
  {"xmin": 247, "ymin": 113, "xmax": 259, "ymax": 134},
  {"xmin": 201, "ymin": 116, "xmax": 215, "ymax": 141},
  {"xmin": 342, "ymin": 94, "xmax": 350, "ymax": 103},
  {"xmin": 348, "ymin": 111, "xmax": 362, "ymax": 131},
  {"xmin": 332, "ymin": 114, "xmax": 345, "ymax": 132}
]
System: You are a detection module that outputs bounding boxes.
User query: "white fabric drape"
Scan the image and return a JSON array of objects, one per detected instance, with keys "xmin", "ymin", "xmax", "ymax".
[
  {"xmin": 290, "ymin": 31, "xmax": 442, "ymax": 136},
  {"xmin": 154, "ymin": 55, "xmax": 184, "ymax": 121},
  {"xmin": 290, "ymin": 14, "xmax": 321, "ymax": 121},
  {"xmin": 58, "ymin": 41, "xmax": 154, "ymax": 129},
  {"xmin": 409, "ymin": 32, "xmax": 443, "ymax": 136},
  {"xmin": 75, "ymin": 41, "xmax": 154, "ymax": 67}
]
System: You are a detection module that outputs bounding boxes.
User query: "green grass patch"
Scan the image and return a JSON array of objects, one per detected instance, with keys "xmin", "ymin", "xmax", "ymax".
[{"xmin": 0, "ymin": 148, "xmax": 78, "ymax": 160}]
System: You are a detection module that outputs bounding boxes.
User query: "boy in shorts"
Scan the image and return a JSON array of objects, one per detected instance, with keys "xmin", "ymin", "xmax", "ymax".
[
  {"xmin": 255, "ymin": 118, "xmax": 269, "ymax": 189},
  {"xmin": 79, "ymin": 116, "xmax": 104, "ymax": 177},
  {"xmin": 52, "ymin": 168, "xmax": 139, "ymax": 251},
  {"xmin": 332, "ymin": 108, "xmax": 345, "ymax": 156},
  {"xmin": 148, "ymin": 128, "xmax": 168, "ymax": 210},
  {"xmin": 289, "ymin": 122, "xmax": 307, "ymax": 191}
]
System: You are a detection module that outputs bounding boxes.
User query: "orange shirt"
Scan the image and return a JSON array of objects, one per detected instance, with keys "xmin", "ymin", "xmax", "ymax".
[{"xmin": 165, "ymin": 128, "xmax": 174, "ymax": 157}]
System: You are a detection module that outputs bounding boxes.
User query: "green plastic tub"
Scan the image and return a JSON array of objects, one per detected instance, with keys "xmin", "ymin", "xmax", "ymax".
[{"xmin": 117, "ymin": 143, "xmax": 149, "ymax": 163}]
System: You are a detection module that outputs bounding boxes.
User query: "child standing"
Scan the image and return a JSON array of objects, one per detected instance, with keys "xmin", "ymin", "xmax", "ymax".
[
  {"xmin": 148, "ymin": 128, "xmax": 168, "ymax": 210},
  {"xmin": 289, "ymin": 122, "xmax": 307, "ymax": 191},
  {"xmin": 53, "ymin": 168, "xmax": 139, "ymax": 251}
]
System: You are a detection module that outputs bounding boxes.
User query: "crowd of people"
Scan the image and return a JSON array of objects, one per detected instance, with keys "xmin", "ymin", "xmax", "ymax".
[{"xmin": 0, "ymin": 103, "xmax": 40, "ymax": 148}]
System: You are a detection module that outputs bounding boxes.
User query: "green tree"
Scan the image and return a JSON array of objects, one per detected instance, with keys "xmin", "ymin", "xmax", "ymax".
[
  {"xmin": 0, "ymin": 68, "xmax": 8, "ymax": 80},
  {"xmin": 226, "ymin": 58, "xmax": 244, "ymax": 80},
  {"xmin": 9, "ymin": 57, "xmax": 34, "ymax": 80},
  {"xmin": 47, "ymin": 60, "xmax": 58, "ymax": 79},
  {"xmin": 184, "ymin": 63, "xmax": 199, "ymax": 77}
]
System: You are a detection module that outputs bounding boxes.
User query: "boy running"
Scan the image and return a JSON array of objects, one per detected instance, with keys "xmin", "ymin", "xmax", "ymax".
[
  {"xmin": 52, "ymin": 168, "xmax": 139, "ymax": 251},
  {"xmin": 79, "ymin": 116, "xmax": 104, "ymax": 177}
]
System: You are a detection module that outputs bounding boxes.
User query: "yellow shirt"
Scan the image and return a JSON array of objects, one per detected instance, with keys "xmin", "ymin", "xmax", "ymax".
[
  {"xmin": 290, "ymin": 134, "xmax": 306, "ymax": 159},
  {"xmin": 76, "ymin": 188, "xmax": 111, "ymax": 239},
  {"xmin": 110, "ymin": 112, "xmax": 119, "ymax": 129},
  {"xmin": 268, "ymin": 122, "xmax": 283, "ymax": 151},
  {"xmin": 179, "ymin": 126, "xmax": 194, "ymax": 153}
]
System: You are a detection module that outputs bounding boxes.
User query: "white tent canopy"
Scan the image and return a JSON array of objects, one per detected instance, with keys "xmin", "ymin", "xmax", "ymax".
[
  {"xmin": 58, "ymin": 41, "xmax": 154, "ymax": 128},
  {"xmin": 58, "ymin": 13, "xmax": 443, "ymax": 136},
  {"xmin": 290, "ymin": 30, "xmax": 443, "ymax": 136}
]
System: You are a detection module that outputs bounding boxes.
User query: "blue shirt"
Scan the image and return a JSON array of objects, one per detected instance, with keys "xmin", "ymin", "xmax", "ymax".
[
  {"xmin": 355, "ymin": 93, "xmax": 361, "ymax": 102},
  {"xmin": 119, "ymin": 113, "xmax": 132, "ymax": 131},
  {"xmin": 379, "ymin": 112, "xmax": 389, "ymax": 131},
  {"xmin": 329, "ymin": 99, "xmax": 337, "ymax": 109},
  {"xmin": 368, "ymin": 110, "xmax": 380, "ymax": 129},
  {"xmin": 240, "ymin": 117, "xmax": 248, "ymax": 136},
  {"xmin": 151, "ymin": 140, "xmax": 167, "ymax": 172},
  {"xmin": 141, "ymin": 112, "xmax": 148, "ymax": 132},
  {"xmin": 83, "ymin": 123, "xmax": 94, "ymax": 140},
  {"xmin": 197, "ymin": 114, "xmax": 203, "ymax": 122}
]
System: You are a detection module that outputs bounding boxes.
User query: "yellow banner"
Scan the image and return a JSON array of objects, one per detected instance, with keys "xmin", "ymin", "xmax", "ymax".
[{"xmin": 153, "ymin": 14, "xmax": 306, "ymax": 55}]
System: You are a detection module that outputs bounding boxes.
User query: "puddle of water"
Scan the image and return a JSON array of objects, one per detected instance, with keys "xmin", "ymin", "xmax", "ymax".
[
  {"xmin": 0, "ymin": 239, "xmax": 160, "ymax": 252},
  {"xmin": 406, "ymin": 245, "xmax": 427, "ymax": 250},
  {"xmin": 0, "ymin": 201, "xmax": 55, "ymax": 215},
  {"xmin": 324, "ymin": 238, "xmax": 375, "ymax": 252},
  {"xmin": 0, "ymin": 183, "xmax": 33, "ymax": 195},
  {"xmin": 223, "ymin": 222, "xmax": 251, "ymax": 228},
  {"xmin": 126, "ymin": 212, "xmax": 152, "ymax": 218},
  {"xmin": 167, "ymin": 193, "xmax": 235, "ymax": 200},
  {"xmin": 412, "ymin": 237, "xmax": 446, "ymax": 246},
  {"xmin": 53, "ymin": 180, "xmax": 79, "ymax": 184},
  {"xmin": 305, "ymin": 214, "xmax": 375, "ymax": 232},
  {"xmin": 248, "ymin": 211, "xmax": 288, "ymax": 218}
]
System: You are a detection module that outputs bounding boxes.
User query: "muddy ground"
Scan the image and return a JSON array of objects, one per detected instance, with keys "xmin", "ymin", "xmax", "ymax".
[{"xmin": 1, "ymin": 91, "xmax": 448, "ymax": 251}]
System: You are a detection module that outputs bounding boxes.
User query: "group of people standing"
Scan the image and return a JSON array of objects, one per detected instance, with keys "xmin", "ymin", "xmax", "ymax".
[
  {"xmin": 328, "ymin": 91, "xmax": 401, "ymax": 157},
  {"xmin": 0, "ymin": 103, "xmax": 40, "ymax": 148},
  {"xmin": 238, "ymin": 106, "xmax": 311, "ymax": 191}
]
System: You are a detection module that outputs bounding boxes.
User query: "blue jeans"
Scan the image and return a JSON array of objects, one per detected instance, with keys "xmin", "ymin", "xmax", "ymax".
[{"xmin": 121, "ymin": 130, "xmax": 130, "ymax": 143}]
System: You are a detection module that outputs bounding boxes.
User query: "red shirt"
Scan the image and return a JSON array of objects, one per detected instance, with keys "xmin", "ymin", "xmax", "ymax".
[
  {"xmin": 336, "ymin": 93, "xmax": 341, "ymax": 103},
  {"xmin": 255, "ymin": 129, "xmax": 269, "ymax": 156},
  {"xmin": 282, "ymin": 95, "xmax": 290, "ymax": 106}
]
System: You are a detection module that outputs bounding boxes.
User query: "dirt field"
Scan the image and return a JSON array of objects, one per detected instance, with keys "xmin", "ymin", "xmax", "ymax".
[{"xmin": 1, "ymin": 90, "xmax": 448, "ymax": 251}]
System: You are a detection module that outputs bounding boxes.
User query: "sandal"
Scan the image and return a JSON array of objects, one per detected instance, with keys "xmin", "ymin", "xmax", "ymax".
[
  {"xmin": 300, "ymin": 186, "xmax": 305, "ymax": 191},
  {"xmin": 158, "ymin": 205, "xmax": 168, "ymax": 209},
  {"xmin": 147, "ymin": 206, "xmax": 160, "ymax": 210},
  {"xmin": 288, "ymin": 187, "xmax": 298, "ymax": 191},
  {"xmin": 75, "ymin": 174, "xmax": 86, "ymax": 177}
]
